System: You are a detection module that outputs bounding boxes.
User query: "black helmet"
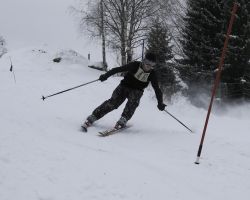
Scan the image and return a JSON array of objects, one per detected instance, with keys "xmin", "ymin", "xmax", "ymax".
[{"xmin": 145, "ymin": 52, "xmax": 156, "ymax": 62}]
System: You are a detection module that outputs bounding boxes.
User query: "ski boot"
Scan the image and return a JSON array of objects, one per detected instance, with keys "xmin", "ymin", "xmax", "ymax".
[
  {"xmin": 81, "ymin": 114, "xmax": 97, "ymax": 132},
  {"xmin": 115, "ymin": 116, "xmax": 127, "ymax": 129}
]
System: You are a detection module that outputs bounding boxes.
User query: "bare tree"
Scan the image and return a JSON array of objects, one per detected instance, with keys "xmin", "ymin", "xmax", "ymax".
[
  {"xmin": 70, "ymin": 1, "xmax": 107, "ymax": 69},
  {"xmin": 82, "ymin": 0, "xmax": 157, "ymax": 65},
  {"xmin": 152, "ymin": 0, "xmax": 187, "ymax": 59},
  {"xmin": 71, "ymin": 0, "xmax": 186, "ymax": 65}
]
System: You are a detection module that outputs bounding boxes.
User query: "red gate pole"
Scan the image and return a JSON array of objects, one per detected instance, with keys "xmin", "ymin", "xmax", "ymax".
[{"xmin": 195, "ymin": 2, "xmax": 238, "ymax": 164}]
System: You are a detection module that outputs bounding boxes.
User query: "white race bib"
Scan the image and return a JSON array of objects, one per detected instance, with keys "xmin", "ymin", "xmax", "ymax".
[{"xmin": 134, "ymin": 67, "xmax": 150, "ymax": 82}]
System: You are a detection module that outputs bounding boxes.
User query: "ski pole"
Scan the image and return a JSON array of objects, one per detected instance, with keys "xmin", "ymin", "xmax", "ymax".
[
  {"xmin": 42, "ymin": 79, "xmax": 99, "ymax": 101},
  {"xmin": 164, "ymin": 110, "xmax": 193, "ymax": 133}
]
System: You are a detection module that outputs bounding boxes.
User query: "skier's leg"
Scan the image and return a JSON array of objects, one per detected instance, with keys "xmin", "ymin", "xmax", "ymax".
[
  {"xmin": 91, "ymin": 84, "xmax": 127, "ymax": 121},
  {"xmin": 116, "ymin": 89, "xmax": 143, "ymax": 127}
]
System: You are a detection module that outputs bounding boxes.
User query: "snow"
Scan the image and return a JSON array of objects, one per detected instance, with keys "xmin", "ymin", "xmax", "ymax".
[
  {"xmin": 0, "ymin": 36, "xmax": 7, "ymax": 57},
  {"xmin": 54, "ymin": 49, "xmax": 89, "ymax": 65},
  {"xmin": 1, "ymin": 0, "xmax": 250, "ymax": 199},
  {"xmin": 0, "ymin": 0, "xmax": 114, "ymax": 66},
  {"xmin": 1, "ymin": 47, "xmax": 250, "ymax": 200}
]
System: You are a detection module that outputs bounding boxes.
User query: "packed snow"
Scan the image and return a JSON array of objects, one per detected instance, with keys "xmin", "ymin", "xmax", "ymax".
[
  {"xmin": 1, "ymin": 0, "xmax": 250, "ymax": 199},
  {"xmin": 0, "ymin": 47, "xmax": 250, "ymax": 200}
]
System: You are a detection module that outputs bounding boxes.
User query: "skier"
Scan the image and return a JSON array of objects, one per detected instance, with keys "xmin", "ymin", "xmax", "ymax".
[{"xmin": 82, "ymin": 52, "xmax": 166, "ymax": 131}]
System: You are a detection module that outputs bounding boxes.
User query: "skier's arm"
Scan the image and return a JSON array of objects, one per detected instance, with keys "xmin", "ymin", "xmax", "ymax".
[
  {"xmin": 151, "ymin": 72, "xmax": 166, "ymax": 111},
  {"xmin": 99, "ymin": 62, "xmax": 135, "ymax": 81}
]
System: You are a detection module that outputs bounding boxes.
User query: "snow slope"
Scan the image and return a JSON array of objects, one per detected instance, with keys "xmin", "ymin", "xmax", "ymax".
[
  {"xmin": 0, "ymin": 0, "xmax": 117, "ymax": 67},
  {"xmin": 0, "ymin": 47, "xmax": 250, "ymax": 200}
]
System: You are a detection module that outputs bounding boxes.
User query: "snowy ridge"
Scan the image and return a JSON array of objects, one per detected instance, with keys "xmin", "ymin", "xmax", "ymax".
[{"xmin": 0, "ymin": 47, "xmax": 250, "ymax": 200}]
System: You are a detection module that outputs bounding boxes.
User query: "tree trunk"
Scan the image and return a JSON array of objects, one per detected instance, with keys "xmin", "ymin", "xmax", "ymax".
[
  {"xmin": 100, "ymin": 0, "xmax": 107, "ymax": 71},
  {"xmin": 126, "ymin": 0, "xmax": 136, "ymax": 63},
  {"xmin": 121, "ymin": 39, "xmax": 127, "ymax": 65},
  {"xmin": 120, "ymin": 0, "xmax": 128, "ymax": 65}
]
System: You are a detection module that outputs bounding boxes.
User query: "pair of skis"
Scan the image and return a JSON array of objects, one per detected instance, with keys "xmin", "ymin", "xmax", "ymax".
[{"xmin": 81, "ymin": 123, "xmax": 129, "ymax": 137}]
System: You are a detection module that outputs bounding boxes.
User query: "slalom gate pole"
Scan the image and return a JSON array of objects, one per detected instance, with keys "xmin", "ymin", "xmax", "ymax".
[
  {"xmin": 164, "ymin": 110, "xmax": 193, "ymax": 133},
  {"xmin": 42, "ymin": 79, "xmax": 99, "ymax": 101},
  {"xmin": 195, "ymin": 2, "xmax": 238, "ymax": 165}
]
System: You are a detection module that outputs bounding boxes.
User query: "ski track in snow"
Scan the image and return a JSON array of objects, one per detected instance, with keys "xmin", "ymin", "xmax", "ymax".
[{"xmin": 0, "ymin": 47, "xmax": 250, "ymax": 200}]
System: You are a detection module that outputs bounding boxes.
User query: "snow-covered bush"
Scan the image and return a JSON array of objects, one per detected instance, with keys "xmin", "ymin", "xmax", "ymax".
[
  {"xmin": 0, "ymin": 36, "xmax": 7, "ymax": 58},
  {"xmin": 53, "ymin": 49, "xmax": 88, "ymax": 65}
]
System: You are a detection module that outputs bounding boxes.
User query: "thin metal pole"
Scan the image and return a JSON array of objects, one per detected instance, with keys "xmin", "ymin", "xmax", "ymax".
[
  {"xmin": 142, "ymin": 39, "xmax": 145, "ymax": 60},
  {"xmin": 42, "ymin": 79, "xmax": 99, "ymax": 101},
  {"xmin": 164, "ymin": 110, "xmax": 193, "ymax": 133},
  {"xmin": 195, "ymin": 2, "xmax": 238, "ymax": 165}
]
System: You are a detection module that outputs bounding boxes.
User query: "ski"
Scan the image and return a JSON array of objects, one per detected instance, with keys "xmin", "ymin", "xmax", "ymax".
[{"xmin": 98, "ymin": 125, "xmax": 130, "ymax": 137}]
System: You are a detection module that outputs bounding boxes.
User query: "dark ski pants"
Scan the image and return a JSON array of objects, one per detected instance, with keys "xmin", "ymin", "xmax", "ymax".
[{"xmin": 92, "ymin": 84, "xmax": 143, "ymax": 121}]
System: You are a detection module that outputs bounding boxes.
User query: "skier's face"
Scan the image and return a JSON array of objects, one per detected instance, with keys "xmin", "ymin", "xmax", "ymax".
[{"xmin": 142, "ymin": 59, "xmax": 155, "ymax": 72}]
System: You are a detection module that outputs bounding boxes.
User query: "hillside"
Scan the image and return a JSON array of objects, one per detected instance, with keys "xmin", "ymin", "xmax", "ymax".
[{"xmin": 0, "ymin": 47, "xmax": 249, "ymax": 200}]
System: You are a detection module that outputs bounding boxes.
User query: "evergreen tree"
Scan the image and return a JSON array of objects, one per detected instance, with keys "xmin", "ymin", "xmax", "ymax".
[
  {"xmin": 180, "ymin": 0, "xmax": 224, "ymax": 86},
  {"xmin": 147, "ymin": 19, "xmax": 173, "ymax": 63},
  {"xmin": 220, "ymin": 0, "xmax": 250, "ymax": 100},
  {"xmin": 180, "ymin": 0, "xmax": 250, "ymax": 101},
  {"xmin": 147, "ymin": 19, "xmax": 178, "ymax": 97},
  {"xmin": 243, "ymin": 61, "xmax": 250, "ymax": 99},
  {"xmin": 178, "ymin": 0, "xmax": 225, "ymax": 105},
  {"xmin": 182, "ymin": 0, "xmax": 222, "ymax": 68}
]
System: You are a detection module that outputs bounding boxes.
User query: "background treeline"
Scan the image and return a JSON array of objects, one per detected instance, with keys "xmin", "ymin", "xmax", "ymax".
[
  {"xmin": 179, "ymin": 0, "xmax": 250, "ymax": 103},
  {"xmin": 73, "ymin": 0, "xmax": 250, "ymax": 103}
]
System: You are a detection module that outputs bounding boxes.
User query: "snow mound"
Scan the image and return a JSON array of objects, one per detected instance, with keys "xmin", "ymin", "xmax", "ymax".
[
  {"xmin": 54, "ymin": 49, "xmax": 88, "ymax": 66},
  {"xmin": 0, "ymin": 36, "xmax": 7, "ymax": 58}
]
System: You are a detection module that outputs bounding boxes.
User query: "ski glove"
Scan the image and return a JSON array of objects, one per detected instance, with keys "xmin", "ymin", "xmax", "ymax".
[
  {"xmin": 157, "ymin": 102, "xmax": 166, "ymax": 111},
  {"xmin": 99, "ymin": 74, "xmax": 108, "ymax": 82}
]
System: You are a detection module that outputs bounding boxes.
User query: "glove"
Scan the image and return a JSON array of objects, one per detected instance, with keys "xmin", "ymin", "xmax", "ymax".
[
  {"xmin": 99, "ymin": 74, "xmax": 108, "ymax": 82},
  {"xmin": 157, "ymin": 102, "xmax": 166, "ymax": 111}
]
